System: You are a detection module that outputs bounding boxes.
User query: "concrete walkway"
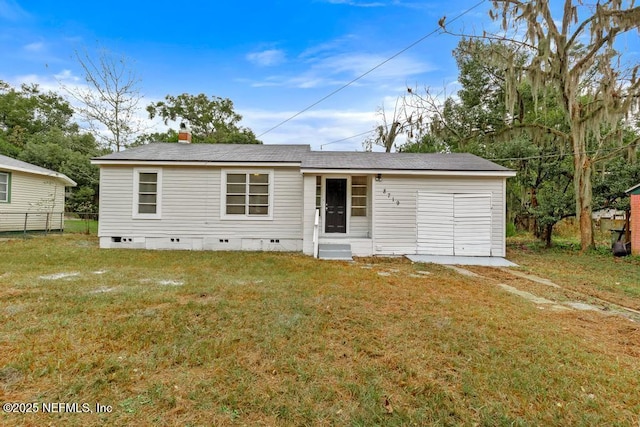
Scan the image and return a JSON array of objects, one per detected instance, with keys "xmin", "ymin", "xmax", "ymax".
[{"xmin": 407, "ymin": 255, "xmax": 518, "ymax": 267}]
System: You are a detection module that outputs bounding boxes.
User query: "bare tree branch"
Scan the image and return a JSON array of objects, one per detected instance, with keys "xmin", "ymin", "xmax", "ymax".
[{"xmin": 60, "ymin": 47, "xmax": 145, "ymax": 151}]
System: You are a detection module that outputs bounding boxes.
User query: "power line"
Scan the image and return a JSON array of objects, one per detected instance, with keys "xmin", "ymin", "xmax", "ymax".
[
  {"xmin": 320, "ymin": 129, "xmax": 376, "ymax": 149},
  {"xmin": 488, "ymin": 142, "xmax": 638, "ymax": 162},
  {"xmin": 257, "ymin": 0, "xmax": 488, "ymax": 138}
]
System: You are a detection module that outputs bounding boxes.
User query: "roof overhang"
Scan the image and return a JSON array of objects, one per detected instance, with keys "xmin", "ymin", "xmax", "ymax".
[
  {"xmin": 91, "ymin": 160, "xmax": 302, "ymax": 168},
  {"xmin": 0, "ymin": 164, "xmax": 77, "ymax": 186},
  {"xmin": 300, "ymin": 168, "xmax": 517, "ymax": 177},
  {"xmin": 625, "ymin": 183, "xmax": 640, "ymax": 195},
  {"xmin": 90, "ymin": 160, "xmax": 516, "ymax": 177}
]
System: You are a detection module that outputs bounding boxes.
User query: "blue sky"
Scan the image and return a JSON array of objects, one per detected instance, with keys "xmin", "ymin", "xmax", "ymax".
[{"xmin": 0, "ymin": 1, "xmax": 512, "ymax": 150}]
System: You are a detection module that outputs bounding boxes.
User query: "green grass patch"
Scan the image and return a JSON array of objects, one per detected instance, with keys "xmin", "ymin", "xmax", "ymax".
[
  {"xmin": 0, "ymin": 235, "xmax": 639, "ymax": 426},
  {"xmin": 63, "ymin": 218, "xmax": 99, "ymax": 235}
]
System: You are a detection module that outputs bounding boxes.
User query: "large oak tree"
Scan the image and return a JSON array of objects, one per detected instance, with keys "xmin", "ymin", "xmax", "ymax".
[
  {"xmin": 146, "ymin": 93, "xmax": 261, "ymax": 144},
  {"xmin": 487, "ymin": 0, "xmax": 640, "ymax": 250}
]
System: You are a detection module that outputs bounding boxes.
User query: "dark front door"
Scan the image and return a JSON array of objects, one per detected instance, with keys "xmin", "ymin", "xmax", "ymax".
[{"xmin": 325, "ymin": 179, "xmax": 347, "ymax": 233}]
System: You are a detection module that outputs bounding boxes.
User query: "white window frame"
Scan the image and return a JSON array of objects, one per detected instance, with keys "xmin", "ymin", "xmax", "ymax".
[
  {"xmin": 132, "ymin": 168, "xmax": 162, "ymax": 219},
  {"xmin": 221, "ymin": 170, "xmax": 274, "ymax": 220},
  {"xmin": 0, "ymin": 172, "xmax": 9, "ymax": 203},
  {"xmin": 351, "ymin": 175, "xmax": 367, "ymax": 217}
]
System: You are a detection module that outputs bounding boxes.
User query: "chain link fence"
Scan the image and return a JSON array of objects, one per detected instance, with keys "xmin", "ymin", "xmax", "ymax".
[{"xmin": 0, "ymin": 212, "xmax": 98, "ymax": 236}]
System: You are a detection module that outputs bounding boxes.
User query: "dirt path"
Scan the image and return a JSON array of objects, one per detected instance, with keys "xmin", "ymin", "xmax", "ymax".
[{"xmin": 443, "ymin": 265, "xmax": 640, "ymax": 322}]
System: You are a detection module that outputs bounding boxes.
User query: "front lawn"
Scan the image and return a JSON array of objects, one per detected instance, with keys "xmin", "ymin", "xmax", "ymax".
[{"xmin": 0, "ymin": 235, "xmax": 638, "ymax": 426}]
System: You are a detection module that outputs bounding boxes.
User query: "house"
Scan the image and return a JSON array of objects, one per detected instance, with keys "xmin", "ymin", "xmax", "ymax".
[
  {"xmin": 92, "ymin": 139, "xmax": 515, "ymax": 259},
  {"xmin": 0, "ymin": 154, "xmax": 76, "ymax": 233},
  {"xmin": 624, "ymin": 183, "xmax": 640, "ymax": 255}
]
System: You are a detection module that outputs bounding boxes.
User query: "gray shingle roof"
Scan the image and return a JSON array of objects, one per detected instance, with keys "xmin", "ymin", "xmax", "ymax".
[
  {"xmin": 95, "ymin": 143, "xmax": 310, "ymax": 163},
  {"xmin": 93, "ymin": 143, "xmax": 513, "ymax": 173},
  {"xmin": 301, "ymin": 151, "xmax": 512, "ymax": 171},
  {"xmin": 0, "ymin": 154, "xmax": 76, "ymax": 186}
]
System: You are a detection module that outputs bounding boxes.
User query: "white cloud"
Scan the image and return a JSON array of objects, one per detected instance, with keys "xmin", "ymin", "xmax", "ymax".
[
  {"xmin": 13, "ymin": 73, "xmax": 60, "ymax": 91},
  {"xmin": 324, "ymin": 0, "xmax": 386, "ymax": 7},
  {"xmin": 314, "ymin": 52, "xmax": 433, "ymax": 78},
  {"xmin": 240, "ymin": 107, "xmax": 382, "ymax": 150},
  {"xmin": 321, "ymin": 0, "xmax": 436, "ymax": 9},
  {"xmin": 24, "ymin": 41, "xmax": 44, "ymax": 52},
  {"xmin": 299, "ymin": 35, "xmax": 356, "ymax": 59},
  {"xmin": 246, "ymin": 49, "xmax": 286, "ymax": 67},
  {"xmin": 53, "ymin": 69, "xmax": 81, "ymax": 82},
  {"xmin": 0, "ymin": 0, "xmax": 29, "ymax": 21},
  {"xmin": 244, "ymin": 51, "xmax": 433, "ymax": 90}
]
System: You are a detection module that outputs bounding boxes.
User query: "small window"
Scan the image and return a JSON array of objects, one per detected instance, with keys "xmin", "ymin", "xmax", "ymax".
[
  {"xmin": 138, "ymin": 173, "xmax": 158, "ymax": 214},
  {"xmin": 133, "ymin": 169, "xmax": 162, "ymax": 219},
  {"xmin": 351, "ymin": 176, "xmax": 367, "ymax": 217},
  {"xmin": 0, "ymin": 172, "xmax": 9, "ymax": 203},
  {"xmin": 315, "ymin": 176, "xmax": 321, "ymax": 212},
  {"xmin": 224, "ymin": 171, "xmax": 272, "ymax": 218}
]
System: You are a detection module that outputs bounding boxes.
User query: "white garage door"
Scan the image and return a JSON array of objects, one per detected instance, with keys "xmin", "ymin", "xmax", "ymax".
[{"xmin": 417, "ymin": 192, "xmax": 492, "ymax": 256}]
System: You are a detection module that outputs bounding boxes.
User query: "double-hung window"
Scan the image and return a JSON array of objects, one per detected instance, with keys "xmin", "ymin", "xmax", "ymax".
[
  {"xmin": 0, "ymin": 172, "xmax": 9, "ymax": 203},
  {"xmin": 224, "ymin": 171, "xmax": 272, "ymax": 219},
  {"xmin": 133, "ymin": 169, "xmax": 162, "ymax": 219},
  {"xmin": 351, "ymin": 176, "xmax": 367, "ymax": 216}
]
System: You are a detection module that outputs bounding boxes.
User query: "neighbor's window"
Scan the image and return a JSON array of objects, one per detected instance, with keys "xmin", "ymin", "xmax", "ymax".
[
  {"xmin": 225, "ymin": 172, "xmax": 271, "ymax": 217},
  {"xmin": 133, "ymin": 169, "xmax": 162, "ymax": 218},
  {"xmin": 0, "ymin": 172, "xmax": 9, "ymax": 203},
  {"xmin": 351, "ymin": 176, "xmax": 367, "ymax": 216}
]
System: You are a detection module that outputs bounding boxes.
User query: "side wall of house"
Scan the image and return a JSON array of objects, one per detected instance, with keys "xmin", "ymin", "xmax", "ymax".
[
  {"xmin": 372, "ymin": 175, "xmax": 506, "ymax": 256},
  {"xmin": 98, "ymin": 165, "xmax": 304, "ymax": 250},
  {"xmin": 0, "ymin": 170, "xmax": 66, "ymax": 232}
]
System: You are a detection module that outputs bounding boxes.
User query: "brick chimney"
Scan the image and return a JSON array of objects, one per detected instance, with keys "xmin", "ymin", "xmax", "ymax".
[{"xmin": 178, "ymin": 122, "xmax": 192, "ymax": 144}]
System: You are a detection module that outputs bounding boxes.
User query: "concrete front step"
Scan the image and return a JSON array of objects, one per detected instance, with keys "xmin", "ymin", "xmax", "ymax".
[{"xmin": 318, "ymin": 243, "xmax": 352, "ymax": 260}]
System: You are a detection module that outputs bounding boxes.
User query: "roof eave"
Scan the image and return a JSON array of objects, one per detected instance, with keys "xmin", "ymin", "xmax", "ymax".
[
  {"xmin": 300, "ymin": 168, "xmax": 516, "ymax": 177},
  {"xmin": 91, "ymin": 159, "xmax": 302, "ymax": 167},
  {"xmin": 625, "ymin": 183, "xmax": 640, "ymax": 194},
  {"xmin": 0, "ymin": 164, "xmax": 77, "ymax": 186}
]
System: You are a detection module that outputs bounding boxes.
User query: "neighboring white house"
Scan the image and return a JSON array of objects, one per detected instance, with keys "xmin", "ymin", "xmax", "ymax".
[
  {"xmin": 92, "ymin": 142, "xmax": 516, "ymax": 259},
  {"xmin": 0, "ymin": 154, "xmax": 76, "ymax": 233}
]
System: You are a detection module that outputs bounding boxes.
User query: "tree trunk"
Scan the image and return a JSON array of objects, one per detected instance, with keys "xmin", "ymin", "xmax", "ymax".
[
  {"xmin": 529, "ymin": 187, "xmax": 538, "ymax": 235},
  {"xmin": 545, "ymin": 223, "xmax": 553, "ymax": 248},
  {"xmin": 573, "ymin": 146, "xmax": 594, "ymax": 252},
  {"xmin": 384, "ymin": 121, "xmax": 399, "ymax": 152}
]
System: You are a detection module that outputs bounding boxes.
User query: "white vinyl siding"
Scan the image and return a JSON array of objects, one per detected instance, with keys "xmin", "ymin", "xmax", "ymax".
[
  {"xmin": 99, "ymin": 166, "xmax": 301, "ymax": 243},
  {"xmin": 0, "ymin": 172, "xmax": 9, "ymax": 202},
  {"xmin": 0, "ymin": 171, "xmax": 66, "ymax": 232},
  {"xmin": 302, "ymin": 174, "xmax": 318, "ymax": 255},
  {"xmin": 373, "ymin": 176, "xmax": 505, "ymax": 256},
  {"xmin": 133, "ymin": 169, "xmax": 162, "ymax": 219}
]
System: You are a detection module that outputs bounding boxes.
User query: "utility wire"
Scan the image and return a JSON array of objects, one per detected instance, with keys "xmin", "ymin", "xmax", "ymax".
[
  {"xmin": 320, "ymin": 129, "xmax": 375, "ymax": 149},
  {"xmin": 488, "ymin": 142, "xmax": 638, "ymax": 162},
  {"xmin": 257, "ymin": 0, "xmax": 488, "ymax": 138}
]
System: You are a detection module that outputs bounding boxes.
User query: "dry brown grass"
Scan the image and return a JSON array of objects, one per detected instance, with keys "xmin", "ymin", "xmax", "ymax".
[{"xmin": 0, "ymin": 234, "xmax": 639, "ymax": 426}]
